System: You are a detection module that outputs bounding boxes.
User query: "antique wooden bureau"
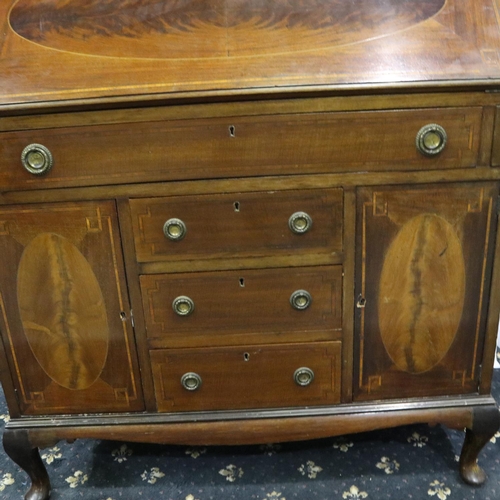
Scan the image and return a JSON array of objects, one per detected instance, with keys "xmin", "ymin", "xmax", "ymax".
[{"xmin": 2, "ymin": 0, "xmax": 500, "ymax": 498}]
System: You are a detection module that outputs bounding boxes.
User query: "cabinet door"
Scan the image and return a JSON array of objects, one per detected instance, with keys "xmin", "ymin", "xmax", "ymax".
[
  {"xmin": 0, "ymin": 201, "xmax": 144, "ymax": 415},
  {"xmin": 354, "ymin": 183, "xmax": 497, "ymax": 400}
]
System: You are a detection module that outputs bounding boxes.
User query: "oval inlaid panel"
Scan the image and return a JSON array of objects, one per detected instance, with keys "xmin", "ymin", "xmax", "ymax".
[
  {"xmin": 17, "ymin": 233, "xmax": 109, "ymax": 390},
  {"xmin": 10, "ymin": 0, "xmax": 445, "ymax": 59},
  {"xmin": 378, "ymin": 214, "xmax": 465, "ymax": 374}
]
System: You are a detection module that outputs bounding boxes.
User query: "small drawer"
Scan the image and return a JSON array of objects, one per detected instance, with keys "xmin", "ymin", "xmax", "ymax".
[
  {"xmin": 151, "ymin": 341, "xmax": 342, "ymax": 412},
  {"xmin": 0, "ymin": 108, "xmax": 481, "ymax": 191},
  {"xmin": 130, "ymin": 189, "xmax": 343, "ymax": 263},
  {"xmin": 141, "ymin": 266, "xmax": 342, "ymax": 349}
]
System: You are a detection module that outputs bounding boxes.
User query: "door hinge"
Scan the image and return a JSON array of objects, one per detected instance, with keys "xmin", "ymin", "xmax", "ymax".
[
  {"xmin": 130, "ymin": 309, "xmax": 135, "ymax": 328},
  {"xmin": 497, "ymin": 196, "xmax": 500, "ymax": 216}
]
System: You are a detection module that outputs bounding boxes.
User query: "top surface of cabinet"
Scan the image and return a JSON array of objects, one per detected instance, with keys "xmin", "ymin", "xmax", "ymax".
[{"xmin": 2, "ymin": 0, "xmax": 500, "ymax": 109}]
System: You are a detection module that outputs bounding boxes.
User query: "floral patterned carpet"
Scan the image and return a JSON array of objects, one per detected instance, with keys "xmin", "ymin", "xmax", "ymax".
[{"xmin": 0, "ymin": 372, "xmax": 500, "ymax": 500}]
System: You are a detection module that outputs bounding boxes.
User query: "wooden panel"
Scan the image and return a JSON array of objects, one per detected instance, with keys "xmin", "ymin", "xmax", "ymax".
[
  {"xmin": 341, "ymin": 188, "xmax": 356, "ymax": 403},
  {"xmin": 0, "ymin": 201, "xmax": 144, "ymax": 415},
  {"xmin": 480, "ymin": 205, "xmax": 500, "ymax": 393},
  {"xmin": 25, "ymin": 406, "xmax": 475, "ymax": 446},
  {"xmin": 141, "ymin": 266, "xmax": 342, "ymax": 349},
  {"xmin": 1, "ymin": 0, "xmax": 500, "ymax": 107},
  {"xmin": 130, "ymin": 188, "xmax": 342, "ymax": 263},
  {"xmin": 0, "ymin": 108, "xmax": 482, "ymax": 190},
  {"xmin": 116, "ymin": 199, "xmax": 158, "ymax": 411},
  {"xmin": 492, "ymin": 106, "xmax": 500, "ymax": 167},
  {"xmin": 151, "ymin": 341, "xmax": 342, "ymax": 412},
  {"xmin": 354, "ymin": 183, "xmax": 497, "ymax": 400}
]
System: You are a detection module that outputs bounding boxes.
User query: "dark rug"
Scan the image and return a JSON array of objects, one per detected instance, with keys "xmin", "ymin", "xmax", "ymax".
[{"xmin": 1, "ymin": 372, "xmax": 500, "ymax": 500}]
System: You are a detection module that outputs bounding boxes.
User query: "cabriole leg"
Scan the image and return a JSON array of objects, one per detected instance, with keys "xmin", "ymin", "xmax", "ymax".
[
  {"xmin": 459, "ymin": 405, "xmax": 500, "ymax": 486},
  {"xmin": 3, "ymin": 429, "xmax": 51, "ymax": 500}
]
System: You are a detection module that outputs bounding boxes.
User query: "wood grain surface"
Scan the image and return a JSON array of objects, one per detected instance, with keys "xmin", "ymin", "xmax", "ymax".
[
  {"xmin": 141, "ymin": 266, "xmax": 342, "ymax": 349},
  {"xmin": 354, "ymin": 183, "xmax": 497, "ymax": 401},
  {"xmin": 17, "ymin": 232, "xmax": 109, "ymax": 391},
  {"xmin": 0, "ymin": 107, "xmax": 482, "ymax": 191},
  {"xmin": 0, "ymin": 201, "xmax": 144, "ymax": 415},
  {"xmin": 378, "ymin": 214, "xmax": 465, "ymax": 374},
  {"xmin": 1, "ymin": 0, "xmax": 500, "ymax": 107},
  {"xmin": 150, "ymin": 341, "xmax": 342, "ymax": 412},
  {"xmin": 9, "ymin": 0, "xmax": 444, "ymax": 59},
  {"xmin": 130, "ymin": 189, "xmax": 343, "ymax": 263}
]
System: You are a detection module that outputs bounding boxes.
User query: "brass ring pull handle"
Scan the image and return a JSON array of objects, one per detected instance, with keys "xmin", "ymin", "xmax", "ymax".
[
  {"xmin": 21, "ymin": 144, "xmax": 53, "ymax": 176},
  {"xmin": 294, "ymin": 367, "xmax": 315, "ymax": 387},
  {"xmin": 181, "ymin": 372, "xmax": 202, "ymax": 391},
  {"xmin": 289, "ymin": 211, "xmax": 313, "ymax": 234},
  {"xmin": 163, "ymin": 218, "xmax": 187, "ymax": 241},
  {"xmin": 416, "ymin": 124, "xmax": 447, "ymax": 156},
  {"xmin": 290, "ymin": 290, "xmax": 312, "ymax": 310},
  {"xmin": 172, "ymin": 296, "xmax": 195, "ymax": 316}
]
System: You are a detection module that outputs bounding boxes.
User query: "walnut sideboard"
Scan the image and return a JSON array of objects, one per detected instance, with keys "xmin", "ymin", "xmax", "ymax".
[{"xmin": 3, "ymin": 1, "xmax": 500, "ymax": 498}]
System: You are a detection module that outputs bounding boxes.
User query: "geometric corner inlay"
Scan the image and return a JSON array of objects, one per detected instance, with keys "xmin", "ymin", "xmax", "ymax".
[
  {"xmin": 86, "ymin": 208, "xmax": 103, "ymax": 232},
  {"xmin": 481, "ymin": 49, "xmax": 500, "ymax": 65},
  {"xmin": 147, "ymin": 281, "xmax": 167, "ymax": 332},
  {"xmin": 367, "ymin": 376, "xmax": 382, "ymax": 392},
  {"xmin": 453, "ymin": 370, "xmax": 467, "ymax": 386},
  {"xmin": 30, "ymin": 391, "xmax": 45, "ymax": 403},
  {"xmin": 137, "ymin": 208, "xmax": 152, "ymax": 236},
  {"xmin": 372, "ymin": 194, "xmax": 388, "ymax": 216},
  {"xmin": 467, "ymin": 189, "xmax": 484, "ymax": 213},
  {"xmin": 114, "ymin": 388, "xmax": 130, "ymax": 404}
]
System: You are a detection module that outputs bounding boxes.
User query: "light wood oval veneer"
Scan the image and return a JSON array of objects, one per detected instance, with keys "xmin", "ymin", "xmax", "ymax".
[
  {"xmin": 378, "ymin": 214, "xmax": 466, "ymax": 374},
  {"xmin": 17, "ymin": 233, "xmax": 109, "ymax": 390}
]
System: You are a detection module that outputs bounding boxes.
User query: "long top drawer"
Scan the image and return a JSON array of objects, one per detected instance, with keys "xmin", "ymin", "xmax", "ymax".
[{"xmin": 0, "ymin": 107, "xmax": 482, "ymax": 190}]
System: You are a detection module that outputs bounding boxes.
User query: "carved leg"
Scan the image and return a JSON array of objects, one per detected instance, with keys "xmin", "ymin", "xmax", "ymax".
[
  {"xmin": 459, "ymin": 405, "xmax": 500, "ymax": 486},
  {"xmin": 3, "ymin": 429, "xmax": 51, "ymax": 500}
]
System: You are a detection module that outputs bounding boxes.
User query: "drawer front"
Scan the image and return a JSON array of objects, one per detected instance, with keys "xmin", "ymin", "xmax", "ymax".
[
  {"xmin": 1, "ymin": 108, "xmax": 481, "ymax": 190},
  {"xmin": 130, "ymin": 189, "xmax": 343, "ymax": 263},
  {"xmin": 141, "ymin": 266, "xmax": 342, "ymax": 349},
  {"xmin": 151, "ymin": 341, "xmax": 342, "ymax": 412}
]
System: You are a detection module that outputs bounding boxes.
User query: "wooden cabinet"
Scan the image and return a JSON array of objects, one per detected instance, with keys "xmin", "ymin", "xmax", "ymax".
[{"xmin": 2, "ymin": 1, "xmax": 500, "ymax": 499}]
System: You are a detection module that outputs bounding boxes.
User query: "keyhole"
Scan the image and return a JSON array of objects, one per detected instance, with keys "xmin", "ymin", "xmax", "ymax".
[
  {"xmin": 234, "ymin": 201, "xmax": 240, "ymax": 212},
  {"xmin": 229, "ymin": 125, "xmax": 236, "ymax": 137},
  {"xmin": 356, "ymin": 295, "xmax": 367, "ymax": 309},
  {"xmin": 239, "ymin": 278, "xmax": 245, "ymax": 287},
  {"xmin": 243, "ymin": 352, "xmax": 250, "ymax": 361},
  {"xmin": 120, "ymin": 311, "xmax": 127, "ymax": 321}
]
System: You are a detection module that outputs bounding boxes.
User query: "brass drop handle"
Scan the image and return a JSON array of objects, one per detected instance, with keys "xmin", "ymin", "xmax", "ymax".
[
  {"xmin": 181, "ymin": 372, "xmax": 202, "ymax": 391},
  {"xmin": 163, "ymin": 218, "xmax": 187, "ymax": 241},
  {"xmin": 21, "ymin": 144, "xmax": 53, "ymax": 175},
  {"xmin": 290, "ymin": 290, "xmax": 312, "ymax": 310},
  {"xmin": 289, "ymin": 211, "xmax": 313, "ymax": 234},
  {"xmin": 416, "ymin": 124, "xmax": 447, "ymax": 156},
  {"xmin": 172, "ymin": 296, "xmax": 195, "ymax": 316},
  {"xmin": 294, "ymin": 367, "xmax": 315, "ymax": 387}
]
